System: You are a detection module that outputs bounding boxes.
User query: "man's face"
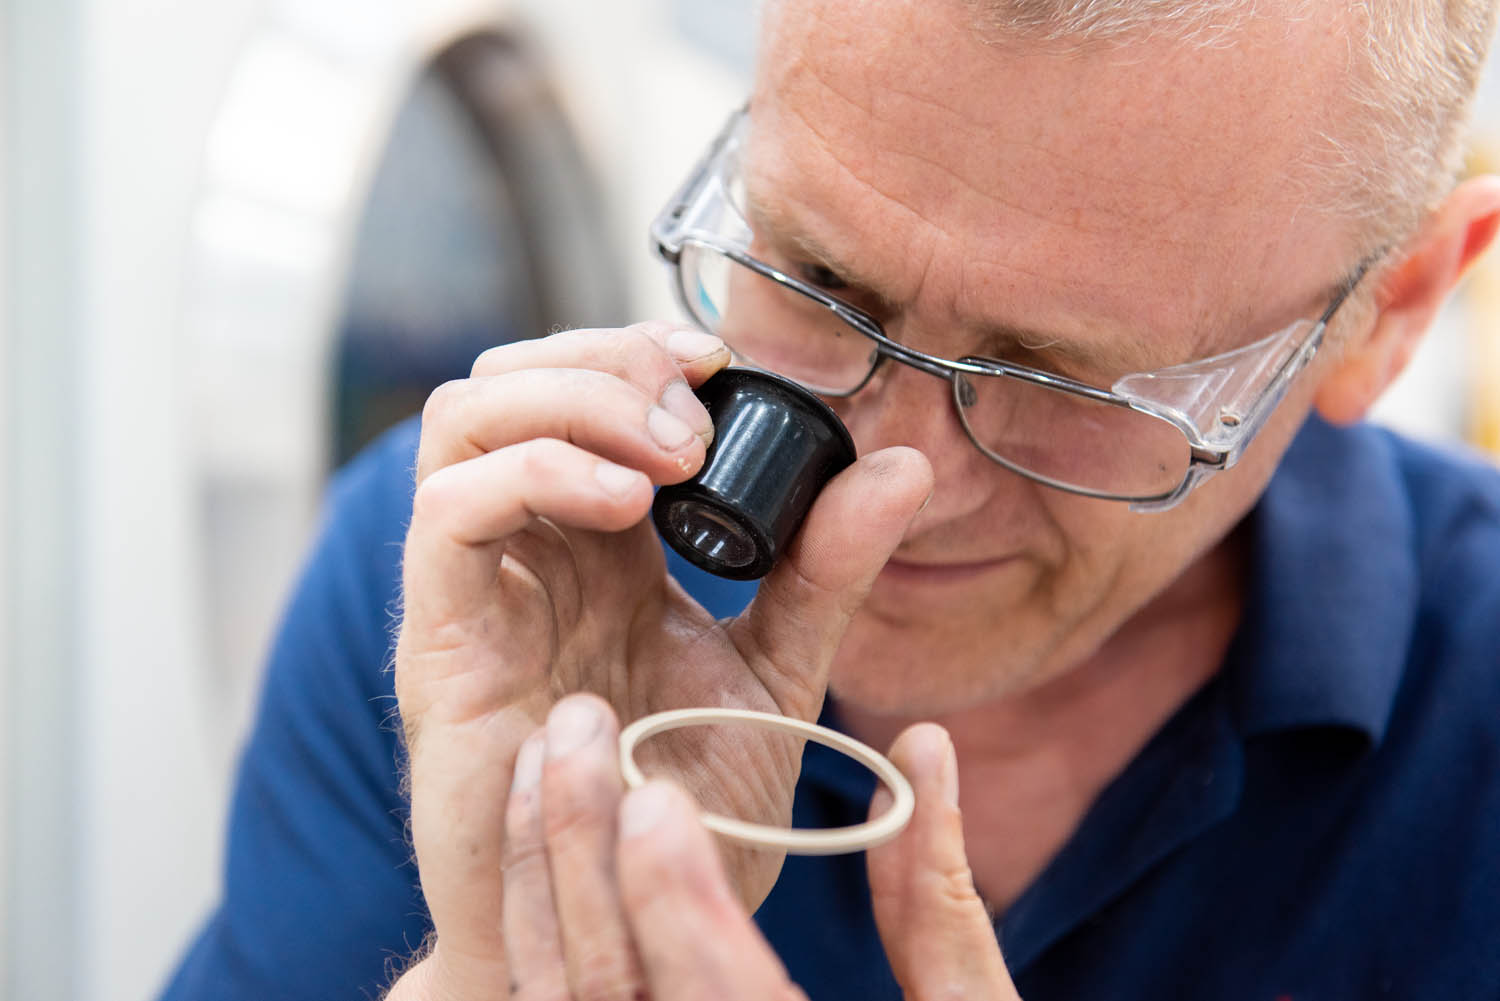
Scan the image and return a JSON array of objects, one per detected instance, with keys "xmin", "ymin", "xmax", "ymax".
[{"xmin": 747, "ymin": 0, "xmax": 1362, "ymax": 714}]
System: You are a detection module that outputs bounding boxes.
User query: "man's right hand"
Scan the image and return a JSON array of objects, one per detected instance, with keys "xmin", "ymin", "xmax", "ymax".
[{"xmin": 392, "ymin": 323, "xmax": 932, "ymax": 996}]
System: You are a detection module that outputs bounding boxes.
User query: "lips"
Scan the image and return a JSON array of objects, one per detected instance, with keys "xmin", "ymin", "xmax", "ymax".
[{"xmin": 878, "ymin": 555, "xmax": 1019, "ymax": 586}]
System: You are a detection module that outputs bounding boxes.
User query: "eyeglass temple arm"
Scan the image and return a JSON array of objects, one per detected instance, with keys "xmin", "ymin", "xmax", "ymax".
[{"xmin": 1185, "ymin": 250, "xmax": 1384, "ymax": 469}]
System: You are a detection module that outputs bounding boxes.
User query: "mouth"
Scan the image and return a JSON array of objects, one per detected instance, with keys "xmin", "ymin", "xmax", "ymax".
[{"xmin": 877, "ymin": 555, "xmax": 1019, "ymax": 587}]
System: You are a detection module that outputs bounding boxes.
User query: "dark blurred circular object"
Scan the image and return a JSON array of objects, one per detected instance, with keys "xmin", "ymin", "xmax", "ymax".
[{"xmin": 653, "ymin": 368, "xmax": 856, "ymax": 580}]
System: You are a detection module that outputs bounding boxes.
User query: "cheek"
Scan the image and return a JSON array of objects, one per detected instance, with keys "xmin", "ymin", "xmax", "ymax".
[
  {"xmin": 1040, "ymin": 490, "xmax": 1151, "ymax": 575},
  {"xmin": 1017, "ymin": 489, "xmax": 1227, "ymax": 667}
]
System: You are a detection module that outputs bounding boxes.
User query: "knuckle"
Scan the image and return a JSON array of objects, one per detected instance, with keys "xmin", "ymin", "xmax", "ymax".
[
  {"xmin": 616, "ymin": 325, "xmax": 664, "ymax": 362},
  {"xmin": 621, "ymin": 834, "xmax": 680, "ymax": 893},
  {"xmin": 570, "ymin": 950, "xmax": 645, "ymax": 1001},
  {"xmin": 618, "ymin": 839, "xmax": 715, "ymax": 926},
  {"xmin": 516, "ymin": 438, "xmax": 569, "ymax": 484},
  {"xmin": 556, "ymin": 368, "xmax": 637, "ymax": 413},
  {"xmin": 931, "ymin": 864, "xmax": 983, "ymax": 910},
  {"xmin": 409, "ymin": 466, "xmax": 466, "ymax": 525},
  {"xmin": 503, "ymin": 793, "xmax": 544, "ymax": 853},
  {"xmin": 626, "ymin": 318, "xmax": 680, "ymax": 345},
  {"xmin": 469, "ymin": 343, "xmax": 510, "ymax": 377},
  {"xmin": 915, "ymin": 980, "xmax": 973, "ymax": 1001},
  {"xmin": 540, "ymin": 768, "xmax": 613, "ymax": 842},
  {"xmin": 618, "ymin": 865, "xmax": 668, "ymax": 919},
  {"xmin": 612, "ymin": 327, "xmax": 679, "ymax": 389},
  {"xmin": 500, "ymin": 822, "xmax": 547, "ymax": 872},
  {"xmin": 408, "ymin": 470, "xmax": 450, "ymax": 525},
  {"xmin": 512, "ymin": 977, "xmax": 572, "ymax": 1001},
  {"xmin": 420, "ymin": 378, "xmax": 469, "ymax": 429}
]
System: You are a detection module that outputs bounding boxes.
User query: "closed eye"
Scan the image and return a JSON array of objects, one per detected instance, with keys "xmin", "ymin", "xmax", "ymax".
[{"xmin": 794, "ymin": 260, "xmax": 849, "ymax": 292}]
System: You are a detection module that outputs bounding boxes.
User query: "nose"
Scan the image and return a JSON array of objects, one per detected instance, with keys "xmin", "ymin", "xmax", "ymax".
[
  {"xmin": 830, "ymin": 359, "xmax": 952, "ymax": 452},
  {"xmin": 825, "ymin": 358, "xmax": 1000, "ymax": 521}
]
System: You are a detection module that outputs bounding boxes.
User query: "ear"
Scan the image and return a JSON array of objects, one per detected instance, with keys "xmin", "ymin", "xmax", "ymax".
[{"xmin": 1314, "ymin": 174, "xmax": 1500, "ymax": 425}]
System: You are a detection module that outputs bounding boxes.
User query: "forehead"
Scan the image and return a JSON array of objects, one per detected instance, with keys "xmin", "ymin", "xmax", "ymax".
[{"xmin": 749, "ymin": 0, "xmax": 1357, "ymax": 357}]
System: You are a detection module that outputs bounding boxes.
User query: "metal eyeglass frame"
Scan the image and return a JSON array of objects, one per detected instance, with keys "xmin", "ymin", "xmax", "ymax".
[{"xmin": 651, "ymin": 107, "xmax": 1375, "ymax": 512}]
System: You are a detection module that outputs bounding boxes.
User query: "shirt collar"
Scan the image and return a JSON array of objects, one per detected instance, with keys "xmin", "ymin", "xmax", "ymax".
[{"xmin": 1222, "ymin": 415, "xmax": 1417, "ymax": 745}]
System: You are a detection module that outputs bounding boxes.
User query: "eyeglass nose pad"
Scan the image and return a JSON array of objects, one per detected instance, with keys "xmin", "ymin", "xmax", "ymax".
[{"xmin": 956, "ymin": 374, "xmax": 978, "ymax": 408}]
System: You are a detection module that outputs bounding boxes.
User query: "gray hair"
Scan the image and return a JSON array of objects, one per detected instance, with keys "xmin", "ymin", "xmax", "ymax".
[{"xmin": 963, "ymin": 0, "xmax": 1499, "ymax": 249}]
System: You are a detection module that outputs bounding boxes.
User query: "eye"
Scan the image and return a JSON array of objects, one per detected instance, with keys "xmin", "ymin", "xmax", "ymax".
[{"xmin": 795, "ymin": 261, "xmax": 848, "ymax": 291}]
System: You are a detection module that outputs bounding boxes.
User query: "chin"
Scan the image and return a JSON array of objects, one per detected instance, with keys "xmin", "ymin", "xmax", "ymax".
[
  {"xmin": 826, "ymin": 641, "xmax": 1037, "ymax": 718},
  {"xmin": 829, "ymin": 596, "xmax": 1071, "ymax": 717}
]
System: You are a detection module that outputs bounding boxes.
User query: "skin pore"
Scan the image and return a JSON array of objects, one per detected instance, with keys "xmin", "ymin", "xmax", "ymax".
[{"xmin": 749, "ymin": 0, "xmax": 1366, "ymax": 909}]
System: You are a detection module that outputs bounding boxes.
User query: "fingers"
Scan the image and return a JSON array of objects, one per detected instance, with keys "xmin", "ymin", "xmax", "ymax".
[
  {"xmin": 501, "ymin": 733, "xmax": 567, "ymax": 998},
  {"xmin": 866, "ymin": 724, "xmax": 1022, "ymax": 1001},
  {"xmin": 471, "ymin": 321, "xmax": 731, "ymax": 386},
  {"xmin": 537, "ymin": 698, "xmax": 647, "ymax": 1001},
  {"xmin": 400, "ymin": 438, "xmax": 654, "ymax": 636},
  {"xmin": 503, "ymin": 698, "xmax": 807, "ymax": 1001},
  {"xmin": 730, "ymin": 445, "xmax": 934, "ymax": 718},
  {"xmin": 447, "ymin": 698, "xmax": 812, "ymax": 1001},
  {"xmin": 418, "ymin": 322, "xmax": 732, "ymax": 483},
  {"xmin": 402, "ymin": 322, "xmax": 731, "ymax": 635},
  {"xmin": 417, "ymin": 369, "xmax": 712, "ymax": 491},
  {"xmin": 618, "ymin": 781, "xmax": 809, "ymax": 1001},
  {"xmin": 399, "ymin": 444, "xmax": 638, "ymax": 979},
  {"xmin": 504, "ymin": 696, "xmax": 648, "ymax": 1001}
]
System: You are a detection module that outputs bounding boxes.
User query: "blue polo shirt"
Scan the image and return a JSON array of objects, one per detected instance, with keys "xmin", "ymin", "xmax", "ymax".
[{"xmin": 158, "ymin": 415, "xmax": 1500, "ymax": 1001}]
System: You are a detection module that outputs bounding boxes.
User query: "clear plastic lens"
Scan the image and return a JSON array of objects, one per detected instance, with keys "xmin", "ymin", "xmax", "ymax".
[
  {"xmin": 680, "ymin": 243, "xmax": 876, "ymax": 394},
  {"xmin": 668, "ymin": 500, "xmax": 758, "ymax": 569},
  {"xmin": 673, "ymin": 244, "xmax": 1193, "ymax": 500},
  {"xmin": 954, "ymin": 372, "xmax": 1191, "ymax": 499}
]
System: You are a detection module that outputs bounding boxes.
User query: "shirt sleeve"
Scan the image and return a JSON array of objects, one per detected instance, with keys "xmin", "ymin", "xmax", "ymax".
[{"xmin": 157, "ymin": 420, "xmax": 431, "ymax": 1001}]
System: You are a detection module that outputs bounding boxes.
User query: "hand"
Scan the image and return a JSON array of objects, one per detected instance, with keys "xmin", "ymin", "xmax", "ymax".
[
  {"xmin": 393, "ymin": 324, "xmax": 932, "ymax": 995},
  {"xmin": 867, "ymin": 724, "xmax": 1023, "ymax": 1001},
  {"xmin": 388, "ymin": 696, "xmax": 1024, "ymax": 1001}
]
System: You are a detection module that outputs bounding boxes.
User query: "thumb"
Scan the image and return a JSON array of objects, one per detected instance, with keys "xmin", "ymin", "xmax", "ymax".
[
  {"xmin": 866, "ymin": 724, "xmax": 1022, "ymax": 1001},
  {"xmin": 728, "ymin": 445, "xmax": 932, "ymax": 719}
]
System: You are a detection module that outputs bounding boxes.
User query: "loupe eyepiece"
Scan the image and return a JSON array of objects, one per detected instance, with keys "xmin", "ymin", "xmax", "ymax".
[{"xmin": 653, "ymin": 368, "xmax": 856, "ymax": 580}]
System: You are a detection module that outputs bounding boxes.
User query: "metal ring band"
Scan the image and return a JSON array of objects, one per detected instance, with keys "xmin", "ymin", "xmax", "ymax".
[{"xmin": 618, "ymin": 707, "xmax": 915, "ymax": 856}]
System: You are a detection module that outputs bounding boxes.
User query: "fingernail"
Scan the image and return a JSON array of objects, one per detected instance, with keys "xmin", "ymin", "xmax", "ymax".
[
  {"xmin": 512, "ymin": 733, "xmax": 544, "ymax": 792},
  {"xmin": 660, "ymin": 381, "xmax": 713, "ymax": 444},
  {"xmin": 666, "ymin": 328, "xmax": 726, "ymax": 363},
  {"xmin": 547, "ymin": 699, "xmax": 603, "ymax": 758},
  {"xmin": 647, "ymin": 405, "xmax": 696, "ymax": 451},
  {"xmin": 594, "ymin": 460, "xmax": 644, "ymax": 497},
  {"xmin": 620, "ymin": 782, "xmax": 675, "ymax": 838}
]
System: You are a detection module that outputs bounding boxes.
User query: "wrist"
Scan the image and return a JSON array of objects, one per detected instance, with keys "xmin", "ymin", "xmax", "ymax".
[
  {"xmin": 384, "ymin": 955, "xmax": 438, "ymax": 1001},
  {"xmin": 384, "ymin": 946, "xmax": 502, "ymax": 1001}
]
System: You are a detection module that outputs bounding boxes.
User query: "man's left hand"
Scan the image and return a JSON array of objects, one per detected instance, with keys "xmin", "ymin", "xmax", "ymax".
[{"xmin": 403, "ymin": 693, "xmax": 1025, "ymax": 1001}]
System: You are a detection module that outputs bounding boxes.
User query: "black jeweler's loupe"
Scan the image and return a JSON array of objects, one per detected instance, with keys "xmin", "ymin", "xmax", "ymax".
[{"xmin": 653, "ymin": 368, "xmax": 856, "ymax": 580}]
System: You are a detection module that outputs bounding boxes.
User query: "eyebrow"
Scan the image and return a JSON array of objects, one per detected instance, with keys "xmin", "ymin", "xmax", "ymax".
[
  {"xmin": 971, "ymin": 321, "xmax": 1148, "ymax": 378},
  {"xmin": 743, "ymin": 186, "xmax": 1149, "ymax": 379},
  {"xmin": 743, "ymin": 189, "xmax": 893, "ymax": 305}
]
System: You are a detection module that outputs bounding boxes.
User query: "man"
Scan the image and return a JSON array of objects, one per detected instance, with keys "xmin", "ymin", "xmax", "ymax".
[{"xmin": 161, "ymin": 1, "xmax": 1500, "ymax": 999}]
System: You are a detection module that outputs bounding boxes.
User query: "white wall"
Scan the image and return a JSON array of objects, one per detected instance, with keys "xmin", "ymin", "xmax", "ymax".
[
  {"xmin": 74, "ymin": 0, "xmax": 269, "ymax": 996},
  {"xmin": 61, "ymin": 2, "xmax": 746, "ymax": 1000},
  {"xmin": 5, "ymin": 2, "xmax": 87, "ymax": 999},
  {"xmin": 0, "ymin": 1, "xmax": 11, "ymax": 991}
]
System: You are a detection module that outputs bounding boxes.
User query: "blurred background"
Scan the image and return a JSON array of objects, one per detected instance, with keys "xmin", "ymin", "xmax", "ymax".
[{"xmin": 1, "ymin": 2, "xmax": 1497, "ymax": 998}]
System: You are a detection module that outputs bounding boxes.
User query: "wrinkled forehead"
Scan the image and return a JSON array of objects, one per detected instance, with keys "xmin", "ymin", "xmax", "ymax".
[{"xmin": 747, "ymin": 0, "xmax": 1357, "ymax": 341}]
